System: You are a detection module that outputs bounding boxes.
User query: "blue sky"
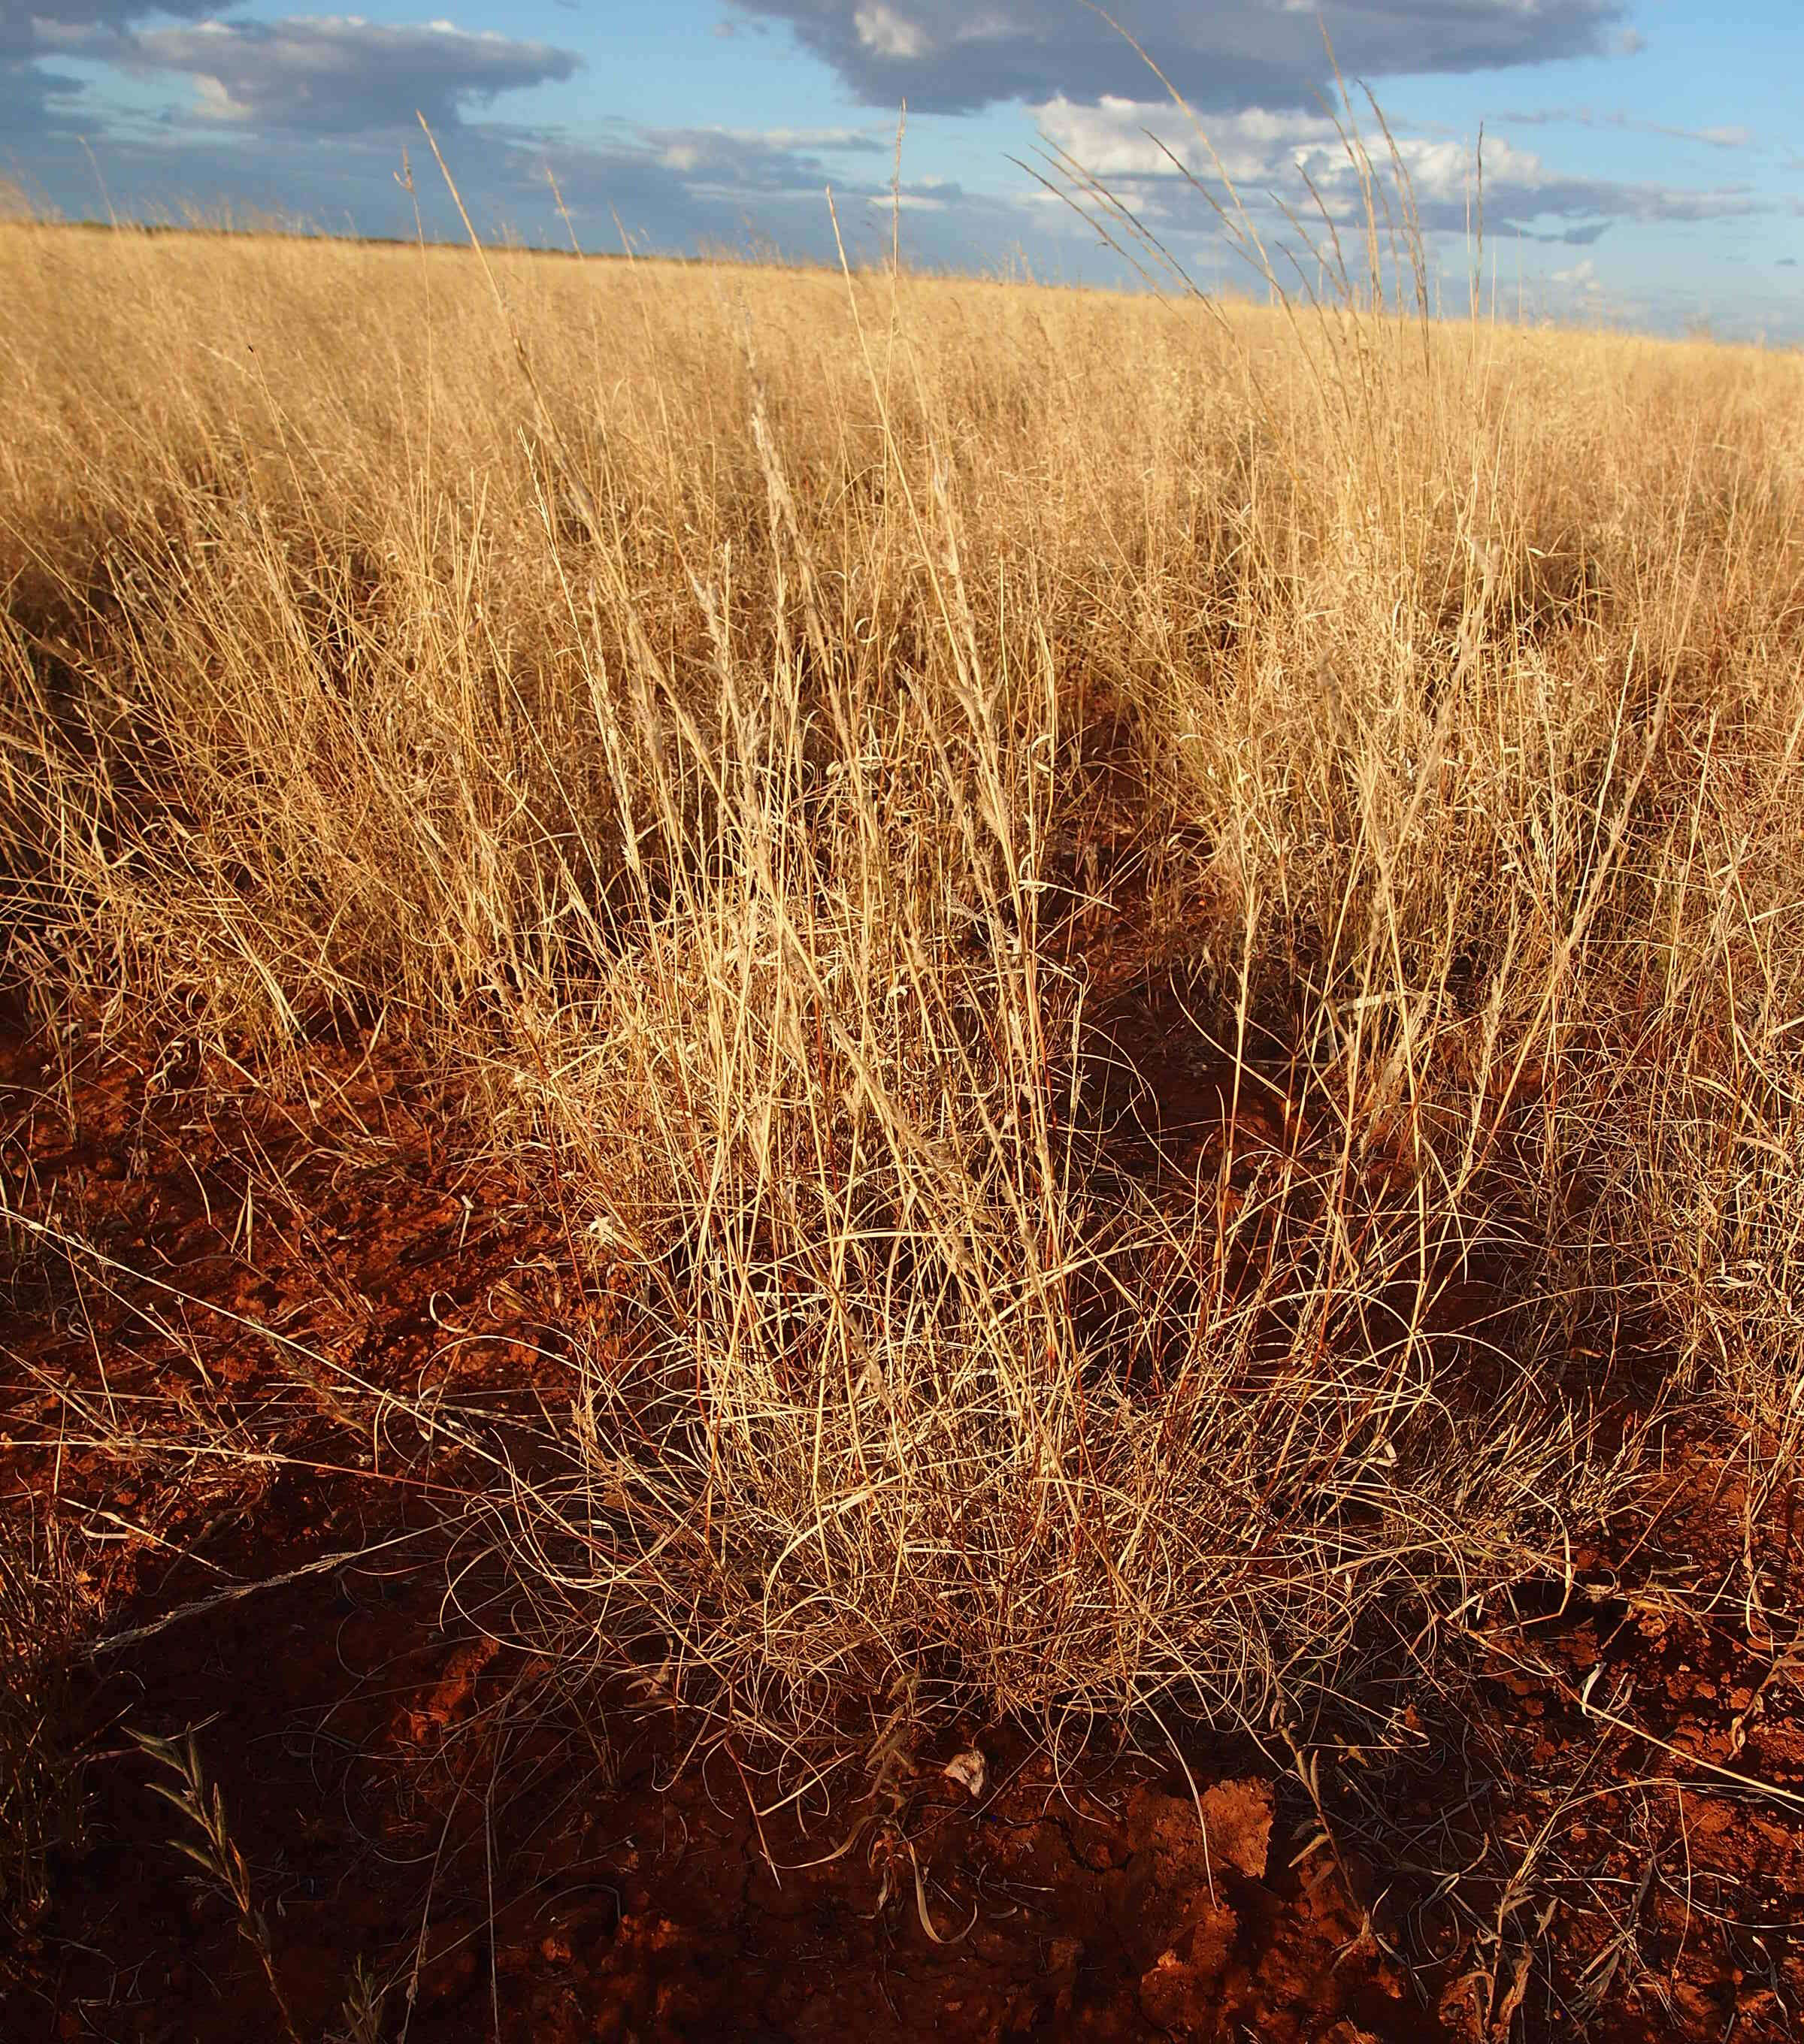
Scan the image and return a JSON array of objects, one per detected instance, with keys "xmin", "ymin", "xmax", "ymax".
[{"xmin": 6, "ymin": 2, "xmax": 1801, "ymax": 337}]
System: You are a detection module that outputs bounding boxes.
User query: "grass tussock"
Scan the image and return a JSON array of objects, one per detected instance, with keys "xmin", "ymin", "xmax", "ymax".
[{"xmin": 3, "ymin": 186, "xmax": 1803, "ymax": 1783}]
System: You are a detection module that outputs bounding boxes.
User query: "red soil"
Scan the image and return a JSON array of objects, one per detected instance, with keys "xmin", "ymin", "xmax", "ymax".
[{"xmin": 2, "ymin": 1019, "xmax": 1800, "ymax": 2042}]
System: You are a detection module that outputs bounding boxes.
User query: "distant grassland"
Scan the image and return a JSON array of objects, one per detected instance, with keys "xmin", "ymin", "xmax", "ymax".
[{"xmin": 3, "ymin": 216, "xmax": 1803, "ymax": 1754}]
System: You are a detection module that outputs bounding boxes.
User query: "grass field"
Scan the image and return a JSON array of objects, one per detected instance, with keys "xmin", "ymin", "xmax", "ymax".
[{"xmin": 4, "ymin": 204, "xmax": 1804, "ymax": 2039}]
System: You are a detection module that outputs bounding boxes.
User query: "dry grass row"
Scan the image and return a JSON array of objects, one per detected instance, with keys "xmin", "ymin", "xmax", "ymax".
[{"xmin": 2, "ymin": 199, "xmax": 1802, "ymax": 1788}]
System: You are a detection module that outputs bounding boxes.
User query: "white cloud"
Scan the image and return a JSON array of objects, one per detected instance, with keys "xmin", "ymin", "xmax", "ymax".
[
  {"xmin": 1034, "ymin": 97, "xmax": 1765, "ymax": 243},
  {"xmin": 854, "ymin": 5, "xmax": 930, "ymax": 62},
  {"xmin": 104, "ymin": 16, "xmax": 580, "ymax": 134}
]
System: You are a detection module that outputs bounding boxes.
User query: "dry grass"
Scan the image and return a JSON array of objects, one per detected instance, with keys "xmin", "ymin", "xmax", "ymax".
[
  {"xmin": 2, "ymin": 172, "xmax": 1802, "ymax": 1804},
  {"xmin": 0, "ymin": 1510, "xmax": 88, "ymax": 1928}
]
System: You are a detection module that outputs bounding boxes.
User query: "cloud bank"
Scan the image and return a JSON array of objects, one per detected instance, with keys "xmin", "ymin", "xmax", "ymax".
[
  {"xmin": 726, "ymin": 0, "xmax": 1632, "ymax": 115},
  {"xmin": 115, "ymin": 17, "xmax": 581, "ymax": 134},
  {"xmin": 21, "ymin": 11, "xmax": 580, "ymax": 136},
  {"xmin": 4, "ymin": 0, "xmax": 219, "ymax": 138},
  {"xmin": 1036, "ymin": 97, "xmax": 1763, "ymax": 244}
]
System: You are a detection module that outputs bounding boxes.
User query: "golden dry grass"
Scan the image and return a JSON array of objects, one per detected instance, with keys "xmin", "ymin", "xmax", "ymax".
[{"xmin": 2, "ymin": 205, "xmax": 1802, "ymax": 1785}]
